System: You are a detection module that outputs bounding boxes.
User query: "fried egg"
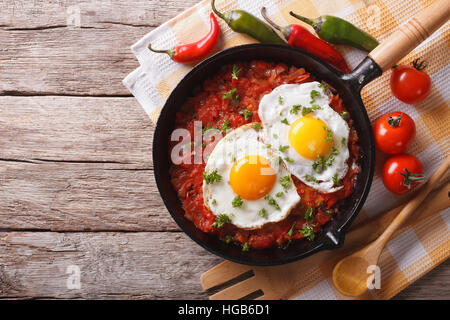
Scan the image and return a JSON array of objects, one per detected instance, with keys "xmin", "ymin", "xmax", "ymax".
[
  {"xmin": 258, "ymin": 82, "xmax": 350, "ymax": 193},
  {"xmin": 203, "ymin": 124, "xmax": 300, "ymax": 229}
]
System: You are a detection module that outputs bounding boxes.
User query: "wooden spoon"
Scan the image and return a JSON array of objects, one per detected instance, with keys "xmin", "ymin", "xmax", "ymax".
[{"xmin": 332, "ymin": 157, "xmax": 450, "ymax": 297}]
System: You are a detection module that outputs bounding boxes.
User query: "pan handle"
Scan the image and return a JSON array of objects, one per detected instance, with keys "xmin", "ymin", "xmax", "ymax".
[{"xmin": 369, "ymin": 0, "xmax": 450, "ymax": 71}]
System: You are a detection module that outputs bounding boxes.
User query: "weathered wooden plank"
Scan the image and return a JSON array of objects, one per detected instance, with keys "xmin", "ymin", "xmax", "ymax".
[
  {"xmin": 0, "ymin": 0, "xmax": 201, "ymax": 29},
  {"xmin": 0, "ymin": 231, "xmax": 448, "ymax": 299},
  {"xmin": 0, "ymin": 161, "xmax": 178, "ymax": 231},
  {"xmin": 0, "ymin": 231, "xmax": 222, "ymax": 299},
  {"xmin": 0, "ymin": 96, "xmax": 153, "ymax": 164},
  {"xmin": 0, "ymin": 0, "xmax": 200, "ymax": 95}
]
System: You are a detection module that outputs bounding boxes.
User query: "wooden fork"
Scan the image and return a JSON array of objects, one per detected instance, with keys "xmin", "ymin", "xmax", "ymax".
[{"xmin": 200, "ymin": 182, "xmax": 450, "ymax": 300}]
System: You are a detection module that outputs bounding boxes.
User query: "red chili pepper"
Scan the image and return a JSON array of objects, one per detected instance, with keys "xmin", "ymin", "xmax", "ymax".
[
  {"xmin": 148, "ymin": 13, "xmax": 220, "ymax": 63},
  {"xmin": 261, "ymin": 8, "xmax": 351, "ymax": 73}
]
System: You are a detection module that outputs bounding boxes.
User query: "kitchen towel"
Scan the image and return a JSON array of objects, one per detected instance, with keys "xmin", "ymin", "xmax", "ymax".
[{"xmin": 123, "ymin": 0, "xmax": 449, "ymax": 299}]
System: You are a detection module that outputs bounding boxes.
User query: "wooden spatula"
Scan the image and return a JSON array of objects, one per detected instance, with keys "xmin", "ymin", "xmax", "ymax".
[{"xmin": 200, "ymin": 181, "xmax": 450, "ymax": 300}]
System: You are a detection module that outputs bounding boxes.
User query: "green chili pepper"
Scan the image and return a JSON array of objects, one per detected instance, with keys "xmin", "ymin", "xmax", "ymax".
[
  {"xmin": 289, "ymin": 11, "xmax": 379, "ymax": 52},
  {"xmin": 212, "ymin": 0, "xmax": 286, "ymax": 45}
]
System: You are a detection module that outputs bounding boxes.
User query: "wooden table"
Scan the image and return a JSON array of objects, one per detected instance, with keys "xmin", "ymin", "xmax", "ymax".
[{"xmin": 0, "ymin": 0, "xmax": 448, "ymax": 300}]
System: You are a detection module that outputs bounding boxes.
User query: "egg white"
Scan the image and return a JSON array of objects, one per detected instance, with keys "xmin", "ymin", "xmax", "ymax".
[
  {"xmin": 258, "ymin": 82, "xmax": 350, "ymax": 193},
  {"xmin": 203, "ymin": 124, "xmax": 300, "ymax": 229}
]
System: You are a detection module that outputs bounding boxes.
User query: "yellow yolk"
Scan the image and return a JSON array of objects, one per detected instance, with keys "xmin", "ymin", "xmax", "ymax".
[
  {"xmin": 289, "ymin": 116, "xmax": 332, "ymax": 160},
  {"xmin": 230, "ymin": 155, "xmax": 277, "ymax": 200}
]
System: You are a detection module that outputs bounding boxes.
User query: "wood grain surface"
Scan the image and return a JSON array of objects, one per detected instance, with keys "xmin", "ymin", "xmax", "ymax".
[{"xmin": 0, "ymin": 0, "xmax": 448, "ymax": 299}]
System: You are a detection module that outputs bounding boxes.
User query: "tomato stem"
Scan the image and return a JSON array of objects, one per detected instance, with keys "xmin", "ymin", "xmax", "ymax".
[
  {"xmin": 398, "ymin": 168, "xmax": 424, "ymax": 189},
  {"xmin": 387, "ymin": 113, "xmax": 402, "ymax": 127},
  {"xmin": 412, "ymin": 58, "xmax": 427, "ymax": 71}
]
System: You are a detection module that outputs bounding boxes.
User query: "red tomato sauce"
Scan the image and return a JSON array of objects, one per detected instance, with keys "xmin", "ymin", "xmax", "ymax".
[{"xmin": 169, "ymin": 61, "xmax": 359, "ymax": 249}]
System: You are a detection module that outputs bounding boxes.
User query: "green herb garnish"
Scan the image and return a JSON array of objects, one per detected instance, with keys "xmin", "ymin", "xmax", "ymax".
[
  {"xmin": 211, "ymin": 199, "xmax": 217, "ymax": 205},
  {"xmin": 290, "ymin": 104, "xmax": 302, "ymax": 115},
  {"xmin": 242, "ymin": 242, "xmax": 249, "ymax": 252},
  {"xmin": 225, "ymin": 235, "xmax": 233, "ymax": 243},
  {"xmin": 252, "ymin": 122, "xmax": 262, "ymax": 130},
  {"xmin": 243, "ymin": 109, "xmax": 252, "ymax": 121},
  {"xmin": 221, "ymin": 119, "xmax": 231, "ymax": 133},
  {"xmin": 324, "ymin": 126, "xmax": 333, "ymax": 143},
  {"xmin": 284, "ymin": 157, "xmax": 294, "ymax": 163},
  {"xmin": 279, "ymin": 145, "xmax": 289, "ymax": 152},
  {"xmin": 304, "ymin": 174, "xmax": 319, "ymax": 184},
  {"xmin": 302, "ymin": 104, "xmax": 322, "ymax": 116},
  {"xmin": 304, "ymin": 205, "xmax": 314, "ymax": 222},
  {"xmin": 264, "ymin": 195, "xmax": 280, "ymax": 210},
  {"xmin": 278, "ymin": 96, "xmax": 284, "ymax": 105},
  {"xmin": 312, "ymin": 148, "xmax": 339, "ymax": 173},
  {"xmin": 299, "ymin": 225, "xmax": 315, "ymax": 241},
  {"xmin": 332, "ymin": 173, "xmax": 341, "ymax": 187},
  {"xmin": 287, "ymin": 222, "xmax": 296, "ymax": 237},
  {"xmin": 281, "ymin": 118, "xmax": 289, "ymax": 125},
  {"xmin": 280, "ymin": 176, "xmax": 292, "ymax": 190},
  {"xmin": 310, "ymin": 89, "xmax": 320, "ymax": 103},
  {"xmin": 231, "ymin": 64, "xmax": 241, "ymax": 80},
  {"xmin": 222, "ymin": 88, "xmax": 239, "ymax": 102},
  {"xmin": 203, "ymin": 169, "xmax": 222, "ymax": 184},
  {"xmin": 341, "ymin": 137, "xmax": 347, "ymax": 147},
  {"xmin": 275, "ymin": 192, "xmax": 284, "ymax": 198},
  {"xmin": 232, "ymin": 195, "xmax": 243, "ymax": 208},
  {"xmin": 341, "ymin": 111, "xmax": 348, "ymax": 118},
  {"xmin": 211, "ymin": 214, "xmax": 231, "ymax": 228},
  {"xmin": 258, "ymin": 208, "xmax": 268, "ymax": 218}
]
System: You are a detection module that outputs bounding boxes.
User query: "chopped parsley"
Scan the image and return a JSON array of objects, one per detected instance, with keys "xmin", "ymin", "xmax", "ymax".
[
  {"xmin": 312, "ymin": 147, "xmax": 339, "ymax": 173},
  {"xmin": 316, "ymin": 200, "xmax": 323, "ymax": 206},
  {"xmin": 243, "ymin": 109, "xmax": 252, "ymax": 121},
  {"xmin": 242, "ymin": 242, "xmax": 249, "ymax": 252},
  {"xmin": 302, "ymin": 104, "xmax": 322, "ymax": 116},
  {"xmin": 326, "ymin": 209, "xmax": 334, "ymax": 215},
  {"xmin": 278, "ymin": 96, "xmax": 284, "ymax": 105},
  {"xmin": 211, "ymin": 214, "xmax": 231, "ymax": 228},
  {"xmin": 203, "ymin": 169, "xmax": 222, "ymax": 184},
  {"xmin": 225, "ymin": 234, "xmax": 233, "ymax": 243},
  {"xmin": 252, "ymin": 122, "xmax": 262, "ymax": 130},
  {"xmin": 221, "ymin": 119, "xmax": 231, "ymax": 133},
  {"xmin": 279, "ymin": 145, "xmax": 289, "ymax": 152},
  {"xmin": 324, "ymin": 126, "xmax": 333, "ymax": 143},
  {"xmin": 304, "ymin": 205, "xmax": 314, "ymax": 222},
  {"xmin": 280, "ymin": 176, "xmax": 292, "ymax": 190},
  {"xmin": 332, "ymin": 173, "xmax": 341, "ymax": 187},
  {"xmin": 298, "ymin": 225, "xmax": 315, "ymax": 241},
  {"xmin": 284, "ymin": 156, "xmax": 294, "ymax": 163},
  {"xmin": 222, "ymin": 88, "xmax": 239, "ymax": 102},
  {"xmin": 318, "ymin": 83, "xmax": 326, "ymax": 93},
  {"xmin": 290, "ymin": 104, "xmax": 302, "ymax": 115},
  {"xmin": 275, "ymin": 192, "xmax": 284, "ymax": 198},
  {"xmin": 211, "ymin": 199, "xmax": 217, "ymax": 205},
  {"xmin": 264, "ymin": 195, "xmax": 281, "ymax": 210},
  {"xmin": 341, "ymin": 111, "xmax": 348, "ymax": 118},
  {"xmin": 310, "ymin": 89, "xmax": 321, "ymax": 103},
  {"xmin": 273, "ymin": 133, "xmax": 279, "ymax": 139},
  {"xmin": 265, "ymin": 143, "xmax": 272, "ymax": 148},
  {"xmin": 258, "ymin": 208, "xmax": 268, "ymax": 218},
  {"xmin": 341, "ymin": 137, "xmax": 347, "ymax": 147},
  {"xmin": 232, "ymin": 195, "xmax": 243, "ymax": 208},
  {"xmin": 231, "ymin": 64, "xmax": 241, "ymax": 80},
  {"xmin": 304, "ymin": 174, "xmax": 319, "ymax": 184},
  {"xmin": 281, "ymin": 118, "xmax": 289, "ymax": 125},
  {"xmin": 287, "ymin": 222, "xmax": 296, "ymax": 237}
]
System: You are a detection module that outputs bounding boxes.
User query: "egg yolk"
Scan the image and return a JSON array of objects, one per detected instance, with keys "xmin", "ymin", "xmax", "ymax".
[
  {"xmin": 230, "ymin": 155, "xmax": 277, "ymax": 200},
  {"xmin": 289, "ymin": 116, "xmax": 332, "ymax": 160}
]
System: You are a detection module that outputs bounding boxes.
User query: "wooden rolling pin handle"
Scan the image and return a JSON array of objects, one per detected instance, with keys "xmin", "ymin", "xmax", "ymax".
[{"xmin": 369, "ymin": 0, "xmax": 450, "ymax": 70}]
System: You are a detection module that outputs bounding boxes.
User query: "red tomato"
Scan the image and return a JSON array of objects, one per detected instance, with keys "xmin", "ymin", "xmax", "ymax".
[
  {"xmin": 390, "ymin": 59, "xmax": 431, "ymax": 104},
  {"xmin": 382, "ymin": 154, "xmax": 424, "ymax": 194},
  {"xmin": 373, "ymin": 111, "xmax": 416, "ymax": 155}
]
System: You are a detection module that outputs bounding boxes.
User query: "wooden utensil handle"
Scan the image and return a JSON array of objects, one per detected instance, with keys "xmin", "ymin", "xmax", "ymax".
[
  {"xmin": 377, "ymin": 157, "xmax": 450, "ymax": 246},
  {"xmin": 369, "ymin": 0, "xmax": 450, "ymax": 70}
]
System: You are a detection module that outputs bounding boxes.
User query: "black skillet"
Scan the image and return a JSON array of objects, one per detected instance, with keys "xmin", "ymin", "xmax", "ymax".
[{"xmin": 153, "ymin": 2, "xmax": 448, "ymax": 266}]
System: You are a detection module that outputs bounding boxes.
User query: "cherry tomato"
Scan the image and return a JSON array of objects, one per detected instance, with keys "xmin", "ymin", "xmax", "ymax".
[
  {"xmin": 373, "ymin": 111, "xmax": 416, "ymax": 155},
  {"xmin": 390, "ymin": 58, "xmax": 431, "ymax": 104},
  {"xmin": 382, "ymin": 154, "xmax": 424, "ymax": 194}
]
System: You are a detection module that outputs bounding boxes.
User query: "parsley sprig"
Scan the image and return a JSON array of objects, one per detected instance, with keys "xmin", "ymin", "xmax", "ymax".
[
  {"xmin": 203, "ymin": 169, "xmax": 222, "ymax": 184},
  {"xmin": 211, "ymin": 214, "xmax": 231, "ymax": 228}
]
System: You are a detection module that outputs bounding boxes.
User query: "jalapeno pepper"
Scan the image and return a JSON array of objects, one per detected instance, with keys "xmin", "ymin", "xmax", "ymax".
[
  {"xmin": 211, "ymin": 0, "xmax": 286, "ymax": 45},
  {"xmin": 290, "ymin": 11, "xmax": 379, "ymax": 52},
  {"xmin": 148, "ymin": 13, "xmax": 220, "ymax": 63},
  {"xmin": 261, "ymin": 7, "xmax": 350, "ymax": 73}
]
